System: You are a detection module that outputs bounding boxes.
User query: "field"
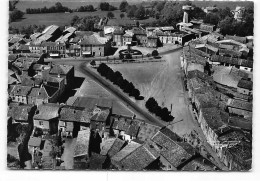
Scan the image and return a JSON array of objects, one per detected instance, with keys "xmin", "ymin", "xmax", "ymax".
[
  {"xmin": 16, "ymin": 0, "xmax": 253, "ymax": 12},
  {"xmin": 10, "ymin": 0, "xmax": 253, "ymax": 28},
  {"xmin": 9, "ymin": 9, "xmax": 156, "ymax": 28}
]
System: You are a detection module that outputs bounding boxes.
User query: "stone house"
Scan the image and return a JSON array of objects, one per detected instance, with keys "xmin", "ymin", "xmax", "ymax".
[
  {"xmin": 237, "ymin": 79, "xmax": 253, "ymax": 95},
  {"xmin": 59, "ymin": 106, "xmax": 92, "ymax": 138},
  {"xmin": 33, "ymin": 103, "xmax": 61, "ymax": 135},
  {"xmin": 79, "ymin": 34, "xmax": 111, "ymax": 57},
  {"xmin": 227, "ymin": 99, "xmax": 252, "ymax": 119},
  {"xmin": 41, "ymin": 42, "xmax": 66, "ymax": 58},
  {"xmin": 48, "ymin": 64, "xmax": 74, "ymax": 87},
  {"xmin": 113, "ymin": 30, "xmax": 124, "ymax": 47},
  {"xmin": 9, "ymin": 85, "xmax": 32, "ymax": 104},
  {"xmin": 8, "ymin": 104, "xmax": 36, "ymax": 124},
  {"xmin": 198, "ymin": 107, "xmax": 230, "ymax": 153}
]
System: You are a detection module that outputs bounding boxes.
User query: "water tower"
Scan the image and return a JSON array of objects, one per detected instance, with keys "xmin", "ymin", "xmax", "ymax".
[{"xmin": 182, "ymin": 5, "xmax": 193, "ymax": 23}]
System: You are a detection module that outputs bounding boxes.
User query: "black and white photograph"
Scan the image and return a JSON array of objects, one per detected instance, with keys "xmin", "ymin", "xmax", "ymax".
[{"xmin": 6, "ymin": 0, "xmax": 255, "ymax": 173}]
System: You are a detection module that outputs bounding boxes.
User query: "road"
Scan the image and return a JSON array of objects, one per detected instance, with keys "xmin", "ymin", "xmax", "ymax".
[{"xmin": 44, "ymin": 46, "xmax": 183, "ymax": 63}]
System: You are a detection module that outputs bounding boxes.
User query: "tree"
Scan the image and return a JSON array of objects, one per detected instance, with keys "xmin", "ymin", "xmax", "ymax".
[
  {"xmin": 99, "ymin": 2, "xmax": 110, "ymax": 11},
  {"xmin": 9, "ymin": 9, "xmax": 24, "ymax": 22},
  {"xmin": 9, "ymin": 0, "xmax": 19, "ymax": 11},
  {"xmin": 145, "ymin": 9, "xmax": 150, "ymax": 17},
  {"xmin": 71, "ymin": 15, "xmax": 79, "ymax": 26},
  {"xmin": 120, "ymin": 13, "xmax": 125, "ymax": 19},
  {"xmin": 136, "ymin": 21, "xmax": 140, "ymax": 27},
  {"xmin": 203, "ymin": 13, "xmax": 220, "ymax": 26},
  {"xmin": 134, "ymin": 5, "xmax": 145, "ymax": 19},
  {"xmin": 152, "ymin": 50, "xmax": 159, "ymax": 57},
  {"xmin": 127, "ymin": 6, "xmax": 135, "ymax": 19},
  {"xmin": 119, "ymin": 0, "xmax": 129, "ymax": 12},
  {"xmin": 90, "ymin": 60, "xmax": 96, "ymax": 66},
  {"xmin": 125, "ymin": 53, "xmax": 132, "ymax": 59},
  {"xmin": 119, "ymin": 53, "xmax": 124, "ymax": 59},
  {"xmin": 189, "ymin": 6, "xmax": 206, "ymax": 20},
  {"xmin": 107, "ymin": 11, "xmax": 114, "ymax": 19}
]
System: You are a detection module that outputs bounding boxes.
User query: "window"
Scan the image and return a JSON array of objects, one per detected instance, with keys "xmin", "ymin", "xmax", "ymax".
[{"xmin": 39, "ymin": 121, "xmax": 43, "ymax": 125}]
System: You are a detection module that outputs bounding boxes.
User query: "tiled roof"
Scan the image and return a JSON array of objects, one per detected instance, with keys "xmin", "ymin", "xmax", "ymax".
[
  {"xmin": 113, "ymin": 30, "xmax": 124, "ymax": 35},
  {"xmin": 227, "ymin": 99, "xmax": 252, "ymax": 112},
  {"xmin": 201, "ymin": 107, "xmax": 229, "ymax": 136},
  {"xmin": 227, "ymin": 141, "xmax": 252, "ymax": 170},
  {"xmin": 79, "ymin": 34, "xmax": 106, "ymax": 45},
  {"xmin": 91, "ymin": 106, "xmax": 110, "ymax": 122},
  {"xmin": 111, "ymin": 116, "xmax": 142, "ymax": 137},
  {"xmin": 237, "ymin": 79, "xmax": 253, "ymax": 90},
  {"xmin": 107, "ymin": 138, "xmax": 126, "ymax": 158},
  {"xmin": 17, "ymin": 45, "xmax": 30, "ymax": 51},
  {"xmin": 74, "ymin": 128, "xmax": 90, "ymax": 157},
  {"xmin": 195, "ymin": 93, "xmax": 219, "ymax": 109},
  {"xmin": 28, "ymin": 87, "xmax": 40, "ymax": 97},
  {"xmin": 219, "ymin": 49, "xmax": 242, "ymax": 57},
  {"xmin": 10, "ymin": 85, "xmax": 32, "ymax": 96},
  {"xmin": 21, "ymin": 76, "xmax": 35, "ymax": 87},
  {"xmin": 49, "ymin": 64, "xmax": 73, "ymax": 75},
  {"xmin": 225, "ymin": 35, "xmax": 247, "ymax": 44},
  {"xmin": 111, "ymin": 141, "xmax": 141, "ymax": 164},
  {"xmin": 227, "ymin": 116, "xmax": 252, "ymax": 131},
  {"xmin": 119, "ymin": 143, "xmax": 160, "ymax": 170},
  {"xmin": 8, "ymin": 104, "xmax": 34, "ymax": 121},
  {"xmin": 72, "ymin": 96, "xmax": 133, "ymax": 117},
  {"xmin": 137, "ymin": 122, "xmax": 161, "ymax": 142},
  {"xmin": 34, "ymin": 103, "xmax": 60, "ymax": 120},
  {"xmin": 218, "ymin": 130, "xmax": 251, "ymax": 143},
  {"xmin": 8, "ymin": 54, "xmax": 18, "ymax": 61},
  {"xmin": 151, "ymin": 129, "xmax": 195, "ymax": 168},
  {"xmin": 60, "ymin": 106, "xmax": 92, "ymax": 123},
  {"xmin": 187, "ymin": 70, "xmax": 214, "ymax": 84},
  {"xmin": 100, "ymin": 138, "xmax": 117, "ymax": 156},
  {"xmin": 180, "ymin": 156, "xmax": 218, "ymax": 171},
  {"xmin": 37, "ymin": 85, "xmax": 59, "ymax": 99}
]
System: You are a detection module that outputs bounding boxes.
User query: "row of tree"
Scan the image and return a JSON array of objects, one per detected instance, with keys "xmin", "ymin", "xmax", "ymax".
[
  {"xmin": 99, "ymin": 2, "xmax": 117, "ymax": 11},
  {"xmin": 76, "ymin": 5, "xmax": 95, "ymax": 12},
  {"xmin": 70, "ymin": 15, "xmax": 100, "ymax": 31},
  {"xmin": 26, "ymin": 2, "xmax": 72, "ymax": 14},
  {"xmin": 145, "ymin": 97, "xmax": 174, "ymax": 122},
  {"xmin": 97, "ymin": 63, "xmax": 144, "ymax": 100}
]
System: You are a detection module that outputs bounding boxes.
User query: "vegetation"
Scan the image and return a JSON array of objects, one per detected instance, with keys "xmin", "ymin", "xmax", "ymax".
[
  {"xmin": 107, "ymin": 12, "xmax": 115, "ymax": 19},
  {"xmin": 9, "ymin": 24, "xmax": 46, "ymax": 36},
  {"xmin": 9, "ymin": 9, "xmax": 24, "ymax": 22},
  {"xmin": 119, "ymin": 0, "xmax": 129, "ymax": 12},
  {"xmin": 120, "ymin": 13, "xmax": 125, "ymax": 19},
  {"xmin": 70, "ymin": 15, "xmax": 100, "ymax": 31},
  {"xmin": 99, "ymin": 2, "xmax": 117, "ymax": 11},
  {"xmin": 26, "ymin": 2, "xmax": 72, "ymax": 14},
  {"xmin": 76, "ymin": 5, "xmax": 95, "ymax": 12},
  {"xmin": 9, "ymin": 0, "xmax": 19, "ymax": 11},
  {"xmin": 97, "ymin": 63, "xmax": 144, "ymax": 100},
  {"xmin": 145, "ymin": 97, "xmax": 174, "ymax": 122},
  {"xmin": 152, "ymin": 50, "xmax": 159, "ymax": 57}
]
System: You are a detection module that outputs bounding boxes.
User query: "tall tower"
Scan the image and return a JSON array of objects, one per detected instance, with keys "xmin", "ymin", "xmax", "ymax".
[{"xmin": 182, "ymin": 5, "xmax": 193, "ymax": 23}]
